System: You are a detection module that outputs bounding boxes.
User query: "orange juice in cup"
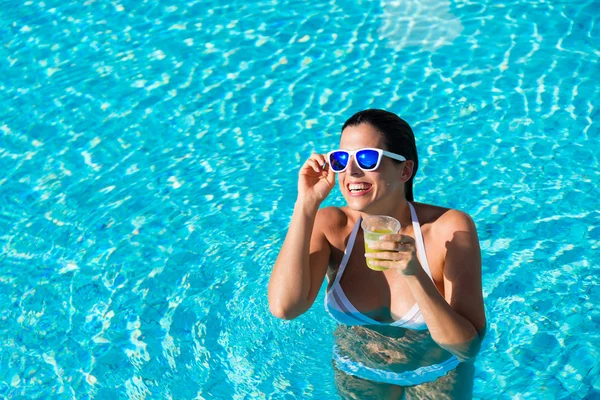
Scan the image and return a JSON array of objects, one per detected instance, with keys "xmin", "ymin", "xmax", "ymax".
[{"xmin": 361, "ymin": 215, "xmax": 401, "ymax": 271}]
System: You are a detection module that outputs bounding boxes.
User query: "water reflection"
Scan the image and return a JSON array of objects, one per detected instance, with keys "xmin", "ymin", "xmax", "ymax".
[{"xmin": 379, "ymin": 0, "xmax": 464, "ymax": 50}]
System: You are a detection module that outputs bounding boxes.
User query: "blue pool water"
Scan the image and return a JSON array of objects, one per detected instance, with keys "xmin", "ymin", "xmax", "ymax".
[{"xmin": 1, "ymin": 0, "xmax": 599, "ymax": 398}]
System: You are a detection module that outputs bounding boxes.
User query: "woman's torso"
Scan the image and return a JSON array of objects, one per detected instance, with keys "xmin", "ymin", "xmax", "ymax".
[{"xmin": 323, "ymin": 202, "xmax": 455, "ymax": 372}]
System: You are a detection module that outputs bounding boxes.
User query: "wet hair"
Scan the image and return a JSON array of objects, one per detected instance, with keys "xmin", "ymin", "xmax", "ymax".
[{"xmin": 341, "ymin": 109, "xmax": 419, "ymax": 201}]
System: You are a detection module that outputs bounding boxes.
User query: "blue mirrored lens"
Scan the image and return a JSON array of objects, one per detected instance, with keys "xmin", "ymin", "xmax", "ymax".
[
  {"xmin": 356, "ymin": 149, "xmax": 380, "ymax": 170},
  {"xmin": 330, "ymin": 151, "xmax": 349, "ymax": 171}
]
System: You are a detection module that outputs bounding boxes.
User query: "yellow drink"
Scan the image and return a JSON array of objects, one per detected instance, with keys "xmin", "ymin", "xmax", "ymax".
[
  {"xmin": 361, "ymin": 215, "xmax": 401, "ymax": 272},
  {"xmin": 364, "ymin": 228, "xmax": 394, "ymax": 271}
]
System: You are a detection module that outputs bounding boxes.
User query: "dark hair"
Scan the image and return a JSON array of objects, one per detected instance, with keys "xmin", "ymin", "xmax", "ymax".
[{"xmin": 342, "ymin": 109, "xmax": 419, "ymax": 201}]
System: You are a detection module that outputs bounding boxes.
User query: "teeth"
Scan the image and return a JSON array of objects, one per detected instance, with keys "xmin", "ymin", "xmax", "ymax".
[{"xmin": 349, "ymin": 183, "xmax": 371, "ymax": 192}]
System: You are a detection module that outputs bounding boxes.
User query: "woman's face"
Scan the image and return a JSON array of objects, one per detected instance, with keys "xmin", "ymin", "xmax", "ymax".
[{"xmin": 338, "ymin": 123, "xmax": 409, "ymax": 213}]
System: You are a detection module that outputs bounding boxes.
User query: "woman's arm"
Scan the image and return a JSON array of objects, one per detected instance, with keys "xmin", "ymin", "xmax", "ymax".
[
  {"xmin": 403, "ymin": 210, "xmax": 486, "ymax": 360},
  {"xmin": 268, "ymin": 203, "xmax": 331, "ymax": 319},
  {"xmin": 268, "ymin": 152, "xmax": 335, "ymax": 320},
  {"xmin": 368, "ymin": 209, "xmax": 486, "ymax": 361}
]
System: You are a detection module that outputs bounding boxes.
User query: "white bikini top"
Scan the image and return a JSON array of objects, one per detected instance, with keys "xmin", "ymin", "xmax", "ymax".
[{"xmin": 325, "ymin": 202, "xmax": 433, "ymax": 330}]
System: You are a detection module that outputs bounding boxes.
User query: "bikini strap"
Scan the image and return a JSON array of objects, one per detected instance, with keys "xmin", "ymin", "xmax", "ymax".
[
  {"xmin": 409, "ymin": 202, "xmax": 433, "ymax": 279},
  {"xmin": 333, "ymin": 216, "xmax": 362, "ymax": 286}
]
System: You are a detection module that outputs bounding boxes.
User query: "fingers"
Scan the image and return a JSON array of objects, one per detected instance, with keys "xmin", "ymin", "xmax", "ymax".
[
  {"xmin": 367, "ymin": 260, "xmax": 395, "ymax": 269},
  {"xmin": 379, "ymin": 234, "xmax": 415, "ymax": 245},
  {"xmin": 365, "ymin": 251, "xmax": 412, "ymax": 261},
  {"xmin": 368, "ymin": 234, "xmax": 414, "ymax": 252},
  {"xmin": 310, "ymin": 153, "xmax": 327, "ymax": 170},
  {"xmin": 307, "ymin": 158, "xmax": 322, "ymax": 173},
  {"xmin": 327, "ymin": 160, "xmax": 336, "ymax": 182},
  {"xmin": 368, "ymin": 241, "xmax": 413, "ymax": 252},
  {"xmin": 302, "ymin": 153, "xmax": 328, "ymax": 173}
]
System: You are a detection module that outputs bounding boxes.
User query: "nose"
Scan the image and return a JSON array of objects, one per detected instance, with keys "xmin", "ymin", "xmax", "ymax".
[{"xmin": 346, "ymin": 155, "xmax": 364, "ymax": 176}]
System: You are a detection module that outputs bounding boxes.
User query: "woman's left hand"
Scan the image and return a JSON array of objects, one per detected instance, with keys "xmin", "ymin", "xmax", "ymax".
[{"xmin": 365, "ymin": 234, "xmax": 423, "ymax": 275}]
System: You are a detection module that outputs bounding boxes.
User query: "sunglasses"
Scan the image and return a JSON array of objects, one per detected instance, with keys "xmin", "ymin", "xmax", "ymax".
[{"xmin": 326, "ymin": 148, "xmax": 407, "ymax": 173}]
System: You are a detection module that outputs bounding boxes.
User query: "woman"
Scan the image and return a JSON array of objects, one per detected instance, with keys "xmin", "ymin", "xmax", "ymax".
[{"xmin": 268, "ymin": 109, "xmax": 486, "ymax": 399}]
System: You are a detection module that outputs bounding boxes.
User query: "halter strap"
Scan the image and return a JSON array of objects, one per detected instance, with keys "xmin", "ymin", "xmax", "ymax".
[
  {"xmin": 409, "ymin": 202, "xmax": 433, "ymax": 278},
  {"xmin": 333, "ymin": 217, "xmax": 361, "ymax": 286}
]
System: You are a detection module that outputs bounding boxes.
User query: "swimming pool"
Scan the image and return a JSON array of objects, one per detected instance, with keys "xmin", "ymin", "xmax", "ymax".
[{"xmin": 1, "ymin": 0, "xmax": 598, "ymax": 398}]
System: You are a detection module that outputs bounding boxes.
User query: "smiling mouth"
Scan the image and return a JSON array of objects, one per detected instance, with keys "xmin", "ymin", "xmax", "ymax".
[{"xmin": 347, "ymin": 183, "xmax": 373, "ymax": 196}]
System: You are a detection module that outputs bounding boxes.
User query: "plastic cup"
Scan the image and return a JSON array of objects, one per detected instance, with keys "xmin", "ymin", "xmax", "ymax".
[{"xmin": 361, "ymin": 215, "xmax": 401, "ymax": 271}]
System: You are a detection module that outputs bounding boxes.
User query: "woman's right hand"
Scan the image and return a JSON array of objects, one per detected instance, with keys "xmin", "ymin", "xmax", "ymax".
[{"xmin": 297, "ymin": 153, "xmax": 335, "ymax": 207}]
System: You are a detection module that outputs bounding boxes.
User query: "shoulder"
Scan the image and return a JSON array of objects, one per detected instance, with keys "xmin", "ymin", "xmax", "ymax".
[
  {"xmin": 315, "ymin": 206, "xmax": 354, "ymax": 227},
  {"xmin": 315, "ymin": 206, "xmax": 357, "ymax": 237},
  {"xmin": 413, "ymin": 202, "xmax": 478, "ymax": 242},
  {"xmin": 427, "ymin": 206, "xmax": 481, "ymax": 267},
  {"xmin": 316, "ymin": 206, "xmax": 348, "ymax": 222},
  {"xmin": 435, "ymin": 209, "xmax": 478, "ymax": 242}
]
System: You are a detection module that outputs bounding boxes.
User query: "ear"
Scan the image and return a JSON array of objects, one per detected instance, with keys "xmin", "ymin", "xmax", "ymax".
[{"xmin": 401, "ymin": 160, "xmax": 414, "ymax": 182}]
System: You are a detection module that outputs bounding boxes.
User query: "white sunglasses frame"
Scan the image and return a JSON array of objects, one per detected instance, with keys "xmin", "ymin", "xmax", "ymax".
[{"xmin": 326, "ymin": 148, "xmax": 407, "ymax": 173}]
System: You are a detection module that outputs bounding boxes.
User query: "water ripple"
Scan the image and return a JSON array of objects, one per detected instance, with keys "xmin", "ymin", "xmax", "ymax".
[{"xmin": 1, "ymin": 0, "xmax": 599, "ymax": 398}]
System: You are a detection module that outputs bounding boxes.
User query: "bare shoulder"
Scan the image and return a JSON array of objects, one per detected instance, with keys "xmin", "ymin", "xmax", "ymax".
[
  {"xmin": 315, "ymin": 207, "xmax": 358, "ymax": 243},
  {"xmin": 316, "ymin": 206, "xmax": 347, "ymax": 222},
  {"xmin": 413, "ymin": 202, "xmax": 478, "ymax": 241},
  {"xmin": 315, "ymin": 206, "xmax": 354, "ymax": 233},
  {"xmin": 436, "ymin": 208, "xmax": 478, "ymax": 240}
]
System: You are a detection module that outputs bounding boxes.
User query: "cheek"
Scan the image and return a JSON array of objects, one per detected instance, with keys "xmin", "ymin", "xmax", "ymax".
[{"xmin": 376, "ymin": 173, "xmax": 401, "ymax": 191}]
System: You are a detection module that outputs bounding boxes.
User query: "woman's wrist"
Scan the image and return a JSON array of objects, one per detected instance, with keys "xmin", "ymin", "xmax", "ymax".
[
  {"xmin": 397, "ymin": 256, "xmax": 424, "ymax": 276},
  {"xmin": 400, "ymin": 265, "xmax": 438, "ymax": 303},
  {"xmin": 294, "ymin": 197, "xmax": 321, "ymax": 216}
]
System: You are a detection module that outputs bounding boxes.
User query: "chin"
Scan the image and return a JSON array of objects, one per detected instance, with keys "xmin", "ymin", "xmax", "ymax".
[{"xmin": 345, "ymin": 195, "xmax": 376, "ymax": 213}]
